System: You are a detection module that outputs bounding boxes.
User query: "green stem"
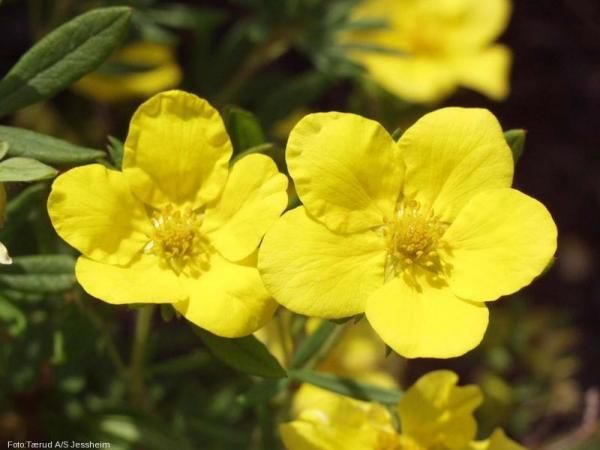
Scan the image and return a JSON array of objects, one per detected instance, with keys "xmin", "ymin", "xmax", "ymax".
[
  {"xmin": 215, "ymin": 29, "xmax": 296, "ymax": 106},
  {"xmin": 276, "ymin": 312, "xmax": 291, "ymax": 368},
  {"xmin": 75, "ymin": 298, "xmax": 127, "ymax": 377},
  {"xmin": 129, "ymin": 305, "xmax": 154, "ymax": 410}
]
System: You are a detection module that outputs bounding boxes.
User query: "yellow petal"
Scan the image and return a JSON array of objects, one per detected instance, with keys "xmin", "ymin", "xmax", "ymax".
[
  {"xmin": 282, "ymin": 387, "xmax": 396, "ymax": 450},
  {"xmin": 202, "ymin": 154, "xmax": 288, "ymax": 262},
  {"xmin": 258, "ymin": 207, "xmax": 386, "ymax": 318},
  {"xmin": 435, "ymin": 0, "xmax": 512, "ymax": 51},
  {"xmin": 359, "ymin": 54, "xmax": 458, "ymax": 104},
  {"xmin": 75, "ymin": 255, "xmax": 186, "ymax": 304},
  {"xmin": 123, "ymin": 90, "xmax": 232, "ymax": 208},
  {"xmin": 174, "ymin": 252, "xmax": 276, "ymax": 337},
  {"xmin": 287, "ymin": 112, "xmax": 403, "ymax": 233},
  {"xmin": 365, "ymin": 278, "xmax": 488, "ymax": 358},
  {"xmin": 48, "ymin": 164, "xmax": 151, "ymax": 266},
  {"xmin": 453, "ymin": 45, "xmax": 512, "ymax": 101},
  {"xmin": 399, "ymin": 107, "xmax": 513, "ymax": 222},
  {"xmin": 399, "ymin": 370, "xmax": 482, "ymax": 450},
  {"xmin": 469, "ymin": 429, "xmax": 527, "ymax": 450},
  {"xmin": 444, "ymin": 188, "xmax": 557, "ymax": 302},
  {"xmin": 73, "ymin": 41, "xmax": 182, "ymax": 103}
]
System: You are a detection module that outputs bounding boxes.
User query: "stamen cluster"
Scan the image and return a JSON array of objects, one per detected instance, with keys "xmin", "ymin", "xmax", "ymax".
[{"xmin": 385, "ymin": 200, "xmax": 447, "ymax": 277}]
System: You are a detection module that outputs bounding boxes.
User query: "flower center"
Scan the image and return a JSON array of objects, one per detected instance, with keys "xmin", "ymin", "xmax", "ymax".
[
  {"xmin": 145, "ymin": 204, "xmax": 209, "ymax": 272},
  {"xmin": 385, "ymin": 200, "xmax": 447, "ymax": 277}
]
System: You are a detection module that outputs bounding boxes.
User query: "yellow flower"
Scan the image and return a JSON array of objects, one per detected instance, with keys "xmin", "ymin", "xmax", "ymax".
[
  {"xmin": 48, "ymin": 90, "xmax": 288, "ymax": 337},
  {"xmin": 344, "ymin": 0, "xmax": 512, "ymax": 103},
  {"xmin": 281, "ymin": 387, "xmax": 399, "ymax": 450},
  {"xmin": 73, "ymin": 41, "xmax": 182, "ymax": 103},
  {"xmin": 0, "ymin": 184, "xmax": 11, "ymax": 265},
  {"xmin": 281, "ymin": 370, "xmax": 526, "ymax": 450},
  {"xmin": 259, "ymin": 108, "xmax": 557, "ymax": 358}
]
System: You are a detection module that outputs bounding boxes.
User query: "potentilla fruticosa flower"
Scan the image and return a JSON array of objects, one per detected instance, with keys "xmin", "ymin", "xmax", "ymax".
[
  {"xmin": 343, "ymin": 0, "xmax": 512, "ymax": 103},
  {"xmin": 259, "ymin": 108, "xmax": 557, "ymax": 358},
  {"xmin": 73, "ymin": 41, "xmax": 182, "ymax": 103},
  {"xmin": 281, "ymin": 370, "xmax": 526, "ymax": 450},
  {"xmin": 48, "ymin": 90, "xmax": 288, "ymax": 337}
]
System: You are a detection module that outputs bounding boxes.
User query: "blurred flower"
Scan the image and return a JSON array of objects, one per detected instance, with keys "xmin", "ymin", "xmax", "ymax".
[
  {"xmin": 72, "ymin": 41, "xmax": 182, "ymax": 103},
  {"xmin": 0, "ymin": 184, "xmax": 11, "ymax": 265},
  {"xmin": 281, "ymin": 370, "xmax": 526, "ymax": 450},
  {"xmin": 344, "ymin": 0, "xmax": 512, "ymax": 103},
  {"xmin": 259, "ymin": 108, "xmax": 557, "ymax": 358},
  {"xmin": 48, "ymin": 90, "xmax": 288, "ymax": 337}
]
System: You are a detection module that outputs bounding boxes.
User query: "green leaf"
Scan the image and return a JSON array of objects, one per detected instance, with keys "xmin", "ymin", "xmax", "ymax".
[
  {"xmin": 196, "ymin": 328, "xmax": 287, "ymax": 378},
  {"xmin": 0, "ymin": 254, "xmax": 76, "ymax": 293},
  {"xmin": 504, "ymin": 129, "xmax": 526, "ymax": 163},
  {"xmin": 289, "ymin": 369, "xmax": 403, "ymax": 405},
  {"xmin": 292, "ymin": 320, "xmax": 337, "ymax": 368},
  {"xmin": 225, "ymin": 107, "xmax": 266, "ymax": 153},
  {"xmin": 0, "ymin": 7, "xmax": 132, "ymax": 117},
  {"xmin": 0, "ymin": 157, "xmax": 57, "ymax": 182},
  {"xmin": 107, "ymin": 135, "xmax": 124, "ymax": 169},
  {"xmin": 0, "ymin": 140, "xmax": 8, "ymax": 159},
  {"xmin": 0, "ymin": 126, "xmax": 105, "ymax": 165}
]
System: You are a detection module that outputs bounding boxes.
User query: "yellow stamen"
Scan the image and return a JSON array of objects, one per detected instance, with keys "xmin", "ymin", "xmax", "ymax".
[
  {"xmin": 145, "ymin": 204, "xmax": 209, "ymax": 273},
  {"xmin": 385, "ymin": 200, "xmax": 447, "ymax": 277}
]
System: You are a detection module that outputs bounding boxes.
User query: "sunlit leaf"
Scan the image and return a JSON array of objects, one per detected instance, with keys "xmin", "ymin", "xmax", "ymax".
[
  {"xmin": 0, "ymin": 157, "xmax": 57, "ymax": 182},
  {"xmin": 0, "ymin": 7, "xmax": 132, "ymax": 116},
  {"xmin": 0, "ymin": 126, "xmax": 105, "ymax": 165}
]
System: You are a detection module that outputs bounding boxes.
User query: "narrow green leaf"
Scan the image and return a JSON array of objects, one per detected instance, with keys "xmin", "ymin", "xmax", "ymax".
[
  {"xmin": 289, "ymin": 369, "xmax": 403, "ymax": 405},
  {"xmin": 0, "ymin": 7, "xmax": 132, "ymax": 116},
  {"xmin": 292, "ymin": 320, "xmax": 337, "ymax": 368},
  {"xmin": 0, "ymin": 157, "xmax": 57, "ymax": 182},
  {"xmin": 504, "ymin": 129, "xmax": 526, "ymax": 163},
  {"xmin": 0, "ymin": 126, "xmax": 105, "ymax": 165},
  {"xmin": 225, "ymin": 107, "xmax": 266, "ymax": 153},
  {"xmin": 107, "ymin": 135, "xmax": 124, "ymax": 169},
  {"xmin": 197, "ymin": 328, "xmax": 287, "ymax": 378},
  {"xmin": 0, "ymin": 254, "xmax": 76, "ymax": 293},
  {"xmin": 0, "ymin": 140, "xmax": 8, "ymax": 159}
]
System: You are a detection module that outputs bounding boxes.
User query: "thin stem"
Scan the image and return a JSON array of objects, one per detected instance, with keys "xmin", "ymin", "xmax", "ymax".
[
  {"xmin": 276, "ymin": 312, "xmax": 291, "ymax": 368},
  {"xmin": 74, "ymin": 297, "xmax": 127, "ymax": 377},
  {"xmin": 215, "ymin": 28, "xmax": 296, "ymax": 106},
  {"xmin": 129, "ymin": 305, "xmax": 155, "ymax": 410}
]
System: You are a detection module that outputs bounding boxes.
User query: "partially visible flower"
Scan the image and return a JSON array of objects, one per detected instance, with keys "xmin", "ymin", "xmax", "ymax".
[
  {"xmin": 281, "ymin": 387, "xmax": 398, "ymax": 450},
  {"xmin": 73, "ymin": 41, "xmax": 182, "ymax": 103},
  {"xmin": 259, "ymin": 108, "xmax": 557, "ymax": 358},
  {"xmin": 0, "ymin": 184, "xmax": 11, "ymax": 265},
  {"xmin": 281, "ymin": 370, "xmax": 526, "ymax": 450},
  {"xmin": 343, "ymin": 0, "xmax": 512, "ymax": 103},
  {"xmin": 48, "ymin": 90, "xmax": 288, "ymax": 337}
]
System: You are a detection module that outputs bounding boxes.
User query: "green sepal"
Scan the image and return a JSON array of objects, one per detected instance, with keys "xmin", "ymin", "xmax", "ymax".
[
  {"xmin": 504, "ymin": 129, "xmax": 527, "ymax": 163},
  {"xmin": 224, "ymin": 106, "xmax": 266, "ymax": 153}
]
